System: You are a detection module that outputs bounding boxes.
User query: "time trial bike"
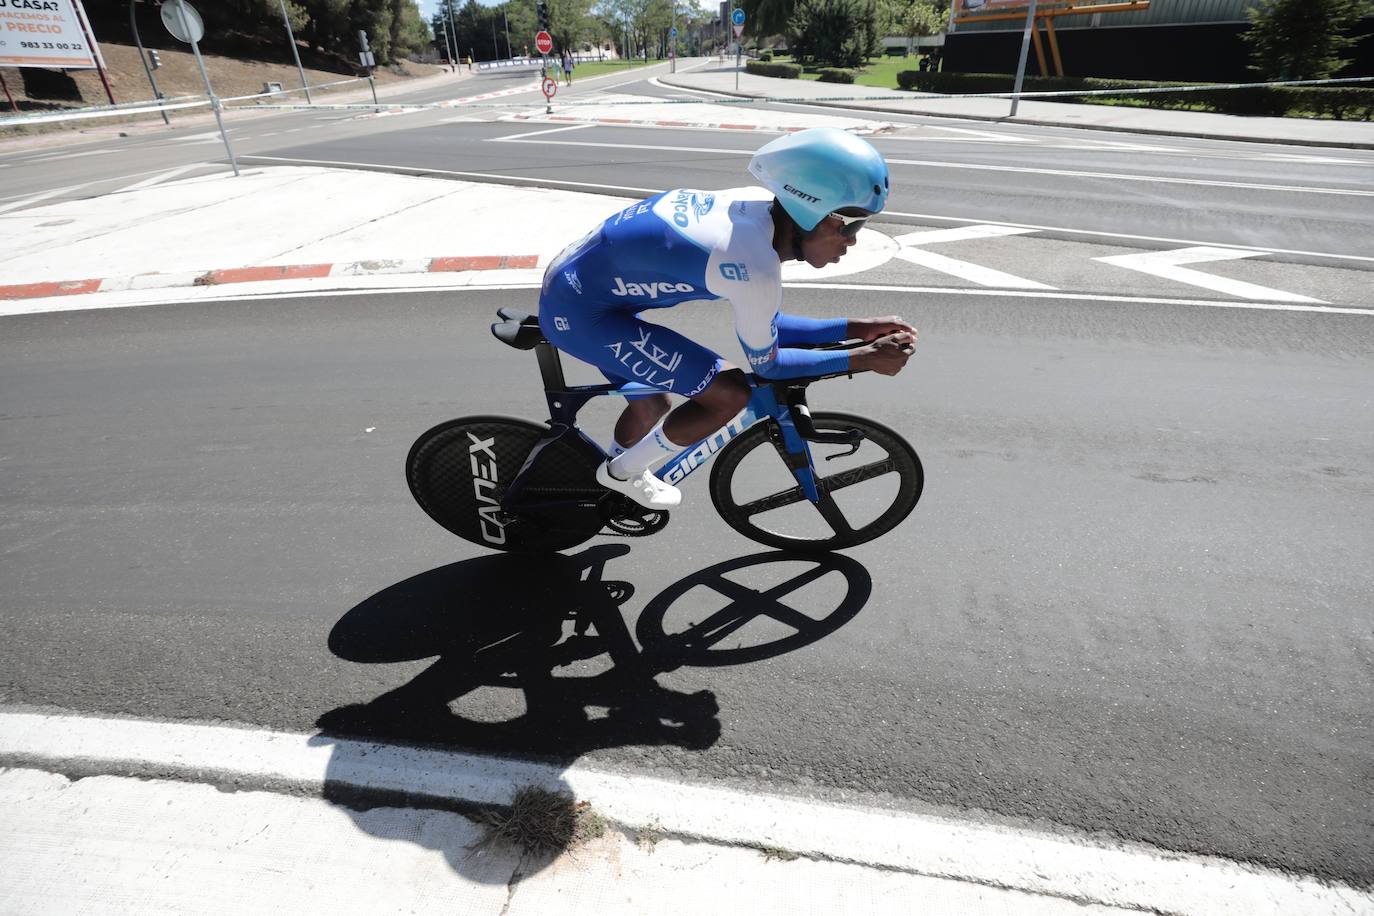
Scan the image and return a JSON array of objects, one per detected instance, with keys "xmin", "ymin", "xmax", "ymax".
[{"xmin": 406, "ymin": 307, "xmax": 923, "ymax": 554}]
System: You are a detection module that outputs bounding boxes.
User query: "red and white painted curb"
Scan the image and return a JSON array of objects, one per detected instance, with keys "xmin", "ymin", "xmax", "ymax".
[{"xmin": 0, "ymin": 254, "xmax": 540, "ymax": 302}]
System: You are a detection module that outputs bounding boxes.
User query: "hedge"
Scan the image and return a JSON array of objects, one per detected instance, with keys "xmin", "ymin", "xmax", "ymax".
[
  {"xmin": 745, "ymin": 61, "xmax": 802, "ymax": 79},
  {"xmin": 894, "ymin": 71, "xmax": 1374, "ymax": 120},
  {"xmin": 818, "ymin": 68, "xmax": 857, "ymax": 84}
]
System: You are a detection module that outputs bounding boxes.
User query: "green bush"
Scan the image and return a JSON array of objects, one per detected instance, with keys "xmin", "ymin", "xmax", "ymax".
[
  {"xmin": 892, "ymin": 70, "xmax": 1374, "ymax": 120},
  {"xmin": 745, "ymin": 61, "xmax": 803, "ymax": 78},
  {"xmin": 759, "ymin": 50, "xmax": 773, "ymax": 62},
  {"xmin": 788, "ymin": 0, "xmax": 877, "ymax": 68},
  {"xmin": 818, "ymin": 67, "xmax": 857, "ymax": 83}
]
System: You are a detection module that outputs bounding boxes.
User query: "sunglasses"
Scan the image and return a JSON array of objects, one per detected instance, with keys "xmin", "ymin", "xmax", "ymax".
[{"xmin": 828, "ymin": 212, "xmax": 868, "ymax": 238}]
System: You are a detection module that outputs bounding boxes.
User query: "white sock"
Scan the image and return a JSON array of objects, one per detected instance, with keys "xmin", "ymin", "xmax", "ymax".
[
  {"xmin": 608, "ymin": 418, "xmax": 682, "ymax": 478},
  {"xmin": 607, "ymin": 438, "xmax": 629, "ymax": 458}
]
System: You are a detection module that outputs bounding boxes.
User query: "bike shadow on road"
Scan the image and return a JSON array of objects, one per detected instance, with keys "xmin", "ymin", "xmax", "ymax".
[{"xmin": 311, "ymin": 542, "xmax": 872, "ymax": 882}]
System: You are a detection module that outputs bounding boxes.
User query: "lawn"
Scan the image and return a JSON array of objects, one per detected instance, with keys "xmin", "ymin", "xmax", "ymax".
[
  {"xmin": 764, "ymin": 54, "xmax": 931, "ymax": 89},
  {"xmin": 567, "ymin": 57, "xmax": 671, "ymax": 80}
]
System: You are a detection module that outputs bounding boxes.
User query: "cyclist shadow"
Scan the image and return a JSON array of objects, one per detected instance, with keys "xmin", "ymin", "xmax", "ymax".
[{"xmin": 312, "ymin": 542, "xmax": 872, "ymax": 882}]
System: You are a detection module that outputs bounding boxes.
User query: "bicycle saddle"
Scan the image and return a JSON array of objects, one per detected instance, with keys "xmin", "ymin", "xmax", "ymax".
[{"xmin": 491, "ymin": 307, "xmax": 547, "ymax": 350}]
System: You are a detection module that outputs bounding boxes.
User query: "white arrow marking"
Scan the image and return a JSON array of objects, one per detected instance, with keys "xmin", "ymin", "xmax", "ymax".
[
  {"xmin": 1095, "ymin": 247, "xmax": 1326, "ymax": 303},
  {"xmin": 893, "ymin": 224, "xmax": 1039, "ymax": 247},
  {"xmin": 892, "ymin": 224, "xmax": 1053, "ymax": 289}
]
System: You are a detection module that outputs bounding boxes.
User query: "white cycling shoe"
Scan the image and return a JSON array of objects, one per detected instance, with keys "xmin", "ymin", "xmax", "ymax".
[{"xmin": 596, "ymin": 461, "xmax": 682, "ymax": 509}]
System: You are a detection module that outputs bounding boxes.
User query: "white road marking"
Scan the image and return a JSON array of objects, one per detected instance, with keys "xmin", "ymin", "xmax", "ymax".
[
  {"xmin": 881, "ymin": 207, "xmax": 1374, "ymax": 265},
  {"xmin": 892, "ymin": 224, "xmax": 1039, "ymax": 246},
  {"xmin": 218, "ymin": 156, "xmax": 1374, "ymax": 269},
  {"xmin": 6, "ymin": 277, "xmax": 1367, "ymax": 317},
  {"xmin": 895, "ymin": 247, "xmax": 1055, "ymax": 289},
  {"xmin": 885, "ymin": 156, "xmax": 1374, "ymax": 198},
  {"xmin": 892, "ymin": 223, "xmax": 1052, "ymax": 289},
  {"xmin": 1258, "ymin": 152, "xmax": 1372, "ymax": 165},
  {"xmin": 1094, "ymin": 247, "xmax": 1327, "ymax": 303},
  {"xmin": 487, "ymin": 137, "xmax": 753, "ymax": 153},
  {"xmin": 0, "ymin": 181, "xmax": 93, "ymax": 214},
  {"xmin": 891, "ymin": 124, "xmax": 1035, "ymax": 143},
  {"xmin": 26, "ymin": 148, "xmax": 116, "ymax": 163},
  {"xmin": 495, "ymin": 123, "xmax": 597, "ymax": 140},
  {"xmin": 119, "ymin": 165, "xmax": 202, "ymax": 191}
]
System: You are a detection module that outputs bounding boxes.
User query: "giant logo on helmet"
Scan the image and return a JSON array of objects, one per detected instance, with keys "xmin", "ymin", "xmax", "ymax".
[{"xmin": 783, "ymin": 184, "xmax": 821, "ymax": 204}]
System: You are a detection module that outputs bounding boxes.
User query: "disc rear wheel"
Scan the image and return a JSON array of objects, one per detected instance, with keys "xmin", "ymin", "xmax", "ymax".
[{"xmin": 407, "ymin": 415, "xmax": 606, "ymax": 553}]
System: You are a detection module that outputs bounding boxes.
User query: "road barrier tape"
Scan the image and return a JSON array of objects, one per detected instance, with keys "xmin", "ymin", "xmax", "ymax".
[
  {"xmin": 4, "ymin": 74, "xmax": 1370, "ymax": 128},
  {"xmin": 0, "ymin": 77, "xmax": 370, "ymax": 129}
]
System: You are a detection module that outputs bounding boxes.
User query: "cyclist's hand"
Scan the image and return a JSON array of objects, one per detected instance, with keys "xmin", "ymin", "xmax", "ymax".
[
  {"xmin": 851, "ymin": 332, "xmax": 916, "ymax": 376},
  {"xmin": 848, "ymin": 316, "xmax": 918, "ymax": 342}
]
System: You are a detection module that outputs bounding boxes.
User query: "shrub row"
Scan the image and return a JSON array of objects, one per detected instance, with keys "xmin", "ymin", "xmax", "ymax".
[
  {"xmin": 817, "ymin": 67, "xmax": 857, "ymax": 84},
  {"xmin": 745, "ymin": 61, "xmax": 803, "ymax": 79},
  {"xmin": 894, "ymin": 71, "xmax": 1374, "ymax": 120}
]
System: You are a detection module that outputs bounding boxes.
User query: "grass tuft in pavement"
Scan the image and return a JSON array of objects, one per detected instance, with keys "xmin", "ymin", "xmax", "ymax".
[{"xmin": 474, "ymin": 785, "xmax": 607, "ymax": 856}]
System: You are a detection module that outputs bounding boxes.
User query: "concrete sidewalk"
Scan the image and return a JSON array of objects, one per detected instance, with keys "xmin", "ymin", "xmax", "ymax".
[
  {"xmin": 660, "ymin": 62, "xmax": 1374, "ymax": 150},
  {"xmin": 3, "ymin": 712, "xmax": 1369, "ymax": 916},
  {"xmin": 0, "ymin": 165, "xmax": 901, "ymax": 314}
]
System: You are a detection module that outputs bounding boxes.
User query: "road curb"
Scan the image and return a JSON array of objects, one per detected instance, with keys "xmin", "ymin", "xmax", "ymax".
[
  {"xmin": 656, "ymin": 77, "xmax": 1374, "ymax": 151},
  {"xmin": 2, "ymin": 711, "xmax": 1369, "ymax": 916},
  {"xmin": 0, "ymin": 255, "xmax": 540, "ymax": 302}
]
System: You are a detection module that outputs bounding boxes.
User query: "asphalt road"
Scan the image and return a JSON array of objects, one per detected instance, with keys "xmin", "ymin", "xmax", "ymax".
[
  {"xmin": 2, "ymin": 62, "xmax": 1373, "ymax": 888},
  {"xmin": 1, "ymin": 286, "xmax": 1371, "ymax": 885}
]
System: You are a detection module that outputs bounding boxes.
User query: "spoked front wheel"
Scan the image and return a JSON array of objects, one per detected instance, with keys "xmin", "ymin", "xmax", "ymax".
[{"xmin": 708, "ymin": 411, "xmax": 922, "ymax": 552}]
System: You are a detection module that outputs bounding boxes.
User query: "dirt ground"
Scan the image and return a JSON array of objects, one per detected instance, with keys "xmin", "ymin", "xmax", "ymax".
[{"xmin": 1, "ymin": 41, "xmax": 448, "ymax": 116}]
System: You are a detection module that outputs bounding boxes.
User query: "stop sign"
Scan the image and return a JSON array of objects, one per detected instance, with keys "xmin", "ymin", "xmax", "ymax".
[{"xmin": 535, "ymin": 30, "xmax": 553, "ymax": 55}]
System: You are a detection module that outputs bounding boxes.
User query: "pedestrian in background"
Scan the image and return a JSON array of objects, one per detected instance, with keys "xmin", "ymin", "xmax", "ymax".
[{"xmin": 562, "ymin": 48, "xmax": 574, "ymax": 85}]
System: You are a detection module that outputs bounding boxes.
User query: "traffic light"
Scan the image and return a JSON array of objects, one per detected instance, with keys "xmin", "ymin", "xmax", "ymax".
[
  {"xmin": 147, "ymin": 49, "xmax": 161, "ymax": 70},
  {"xmin": 536, "ymin": 0, "xmax": 550, "ymax": 33},
  {"xmin": 357, "ymin": 29, "xmax": 370, "ymax": 53}
]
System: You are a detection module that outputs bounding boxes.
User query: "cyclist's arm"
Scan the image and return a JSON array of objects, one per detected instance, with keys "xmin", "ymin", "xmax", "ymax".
[
  {"xmin": 775, "ymin": 313, "xmax": 849, "ymax": 346},
  {"xmin": 720, "ymin": 279, "xmax": 849, "ymax": 379}
]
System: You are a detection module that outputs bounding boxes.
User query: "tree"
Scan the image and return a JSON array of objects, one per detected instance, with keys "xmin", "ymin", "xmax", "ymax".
[
  {"xmin": 1243, "ymin": 0, "xmax": 1373, "ymax": 80},
  {"xmin": 788, "ymin": 0, "xmax": 879, "ymax": 66}
]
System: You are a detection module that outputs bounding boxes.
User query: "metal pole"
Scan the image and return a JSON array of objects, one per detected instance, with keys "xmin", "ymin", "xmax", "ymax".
[
  {"xmin": 491, "ymin": 20, "xmax": 499, "ymax": 60},
  {"xmin": 446, "ymin": 1, "xmax": 461, "ymax": 68},
  {"xmin": 174, "ymin": 1, "xmax": 238, "ymax": 176},
  {"xmin": 277, "ymin": 0, "xmax": 311, "ymax": 102},
  {"xmin": 440, "ymin": 21, "xmax": 456, "ymax": 68},
  {"xmin": 503, "ymin": 11, "xmax": 512, "ymax": 60},
  {"xmin": 129, "ymin": 0, "xmax": 170, "ymax": 124},
  {"xmin": 1008, "ymin": 0, "xmax": 1039, "ymax": 117},
  {"xmin": 670, "ymin": 1, "xmax": 676, "ymax": 73},
  {"xmin": 72, "ymin": 0, "xmax": 116, "ymax": 105}
]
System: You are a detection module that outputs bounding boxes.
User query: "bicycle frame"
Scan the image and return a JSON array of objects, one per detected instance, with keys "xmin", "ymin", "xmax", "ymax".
[{"xmin": 501, "ymin": 338, "xmax": 823, "ymax": 513}]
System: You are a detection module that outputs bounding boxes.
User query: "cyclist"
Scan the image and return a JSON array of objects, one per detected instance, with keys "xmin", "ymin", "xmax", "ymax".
[{"xmin": 538, "ymin": 127, "xmax": 917, "ymax": 510}]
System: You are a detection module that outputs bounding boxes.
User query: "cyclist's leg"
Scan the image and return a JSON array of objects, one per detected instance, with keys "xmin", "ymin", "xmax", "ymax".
[{"xmin": 539, "ymin": 302, "xmax": 734, "ymax": 505}]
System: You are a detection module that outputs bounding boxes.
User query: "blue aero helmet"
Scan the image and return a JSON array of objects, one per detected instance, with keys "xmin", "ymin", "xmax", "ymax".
[{"xmin": 747, "ymin": 127, "xmax": 890, "ymax": 232}]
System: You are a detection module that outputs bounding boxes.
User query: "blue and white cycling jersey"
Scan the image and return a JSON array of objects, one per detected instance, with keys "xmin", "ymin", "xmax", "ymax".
[{"xmin": 538, "ymin": 186, "xmax": 849, "ymax": 396}]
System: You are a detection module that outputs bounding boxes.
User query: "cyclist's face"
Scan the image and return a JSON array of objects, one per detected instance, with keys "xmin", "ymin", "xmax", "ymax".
[{"xmin": 801, "ymin": 215, "xmax": 860, "ymax": 268}]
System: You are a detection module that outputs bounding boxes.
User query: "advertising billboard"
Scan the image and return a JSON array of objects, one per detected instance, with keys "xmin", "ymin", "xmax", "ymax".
[{"xmin": 0, "ymin": 0, "xmax": 102, "ymax": 69}]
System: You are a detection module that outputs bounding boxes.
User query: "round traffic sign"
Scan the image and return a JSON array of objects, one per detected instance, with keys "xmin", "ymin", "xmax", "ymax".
[
  {"xmin": 731, "ymin": 7, "xmax": 746, "ymax": 25},
  {"xmin": 162, "ymin": 0, "xmax": 205, "ymax": 43},
  {"xmin": 670, "ymin": 26, "xmax": 678, "ymax": 38},
  {"xmin": 541, "ymin": 77, "xmax": 557, "ymax": 99},
  {"xmin": 535, "ymin": 30, "xmax": 554, "ymax": 54}
]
